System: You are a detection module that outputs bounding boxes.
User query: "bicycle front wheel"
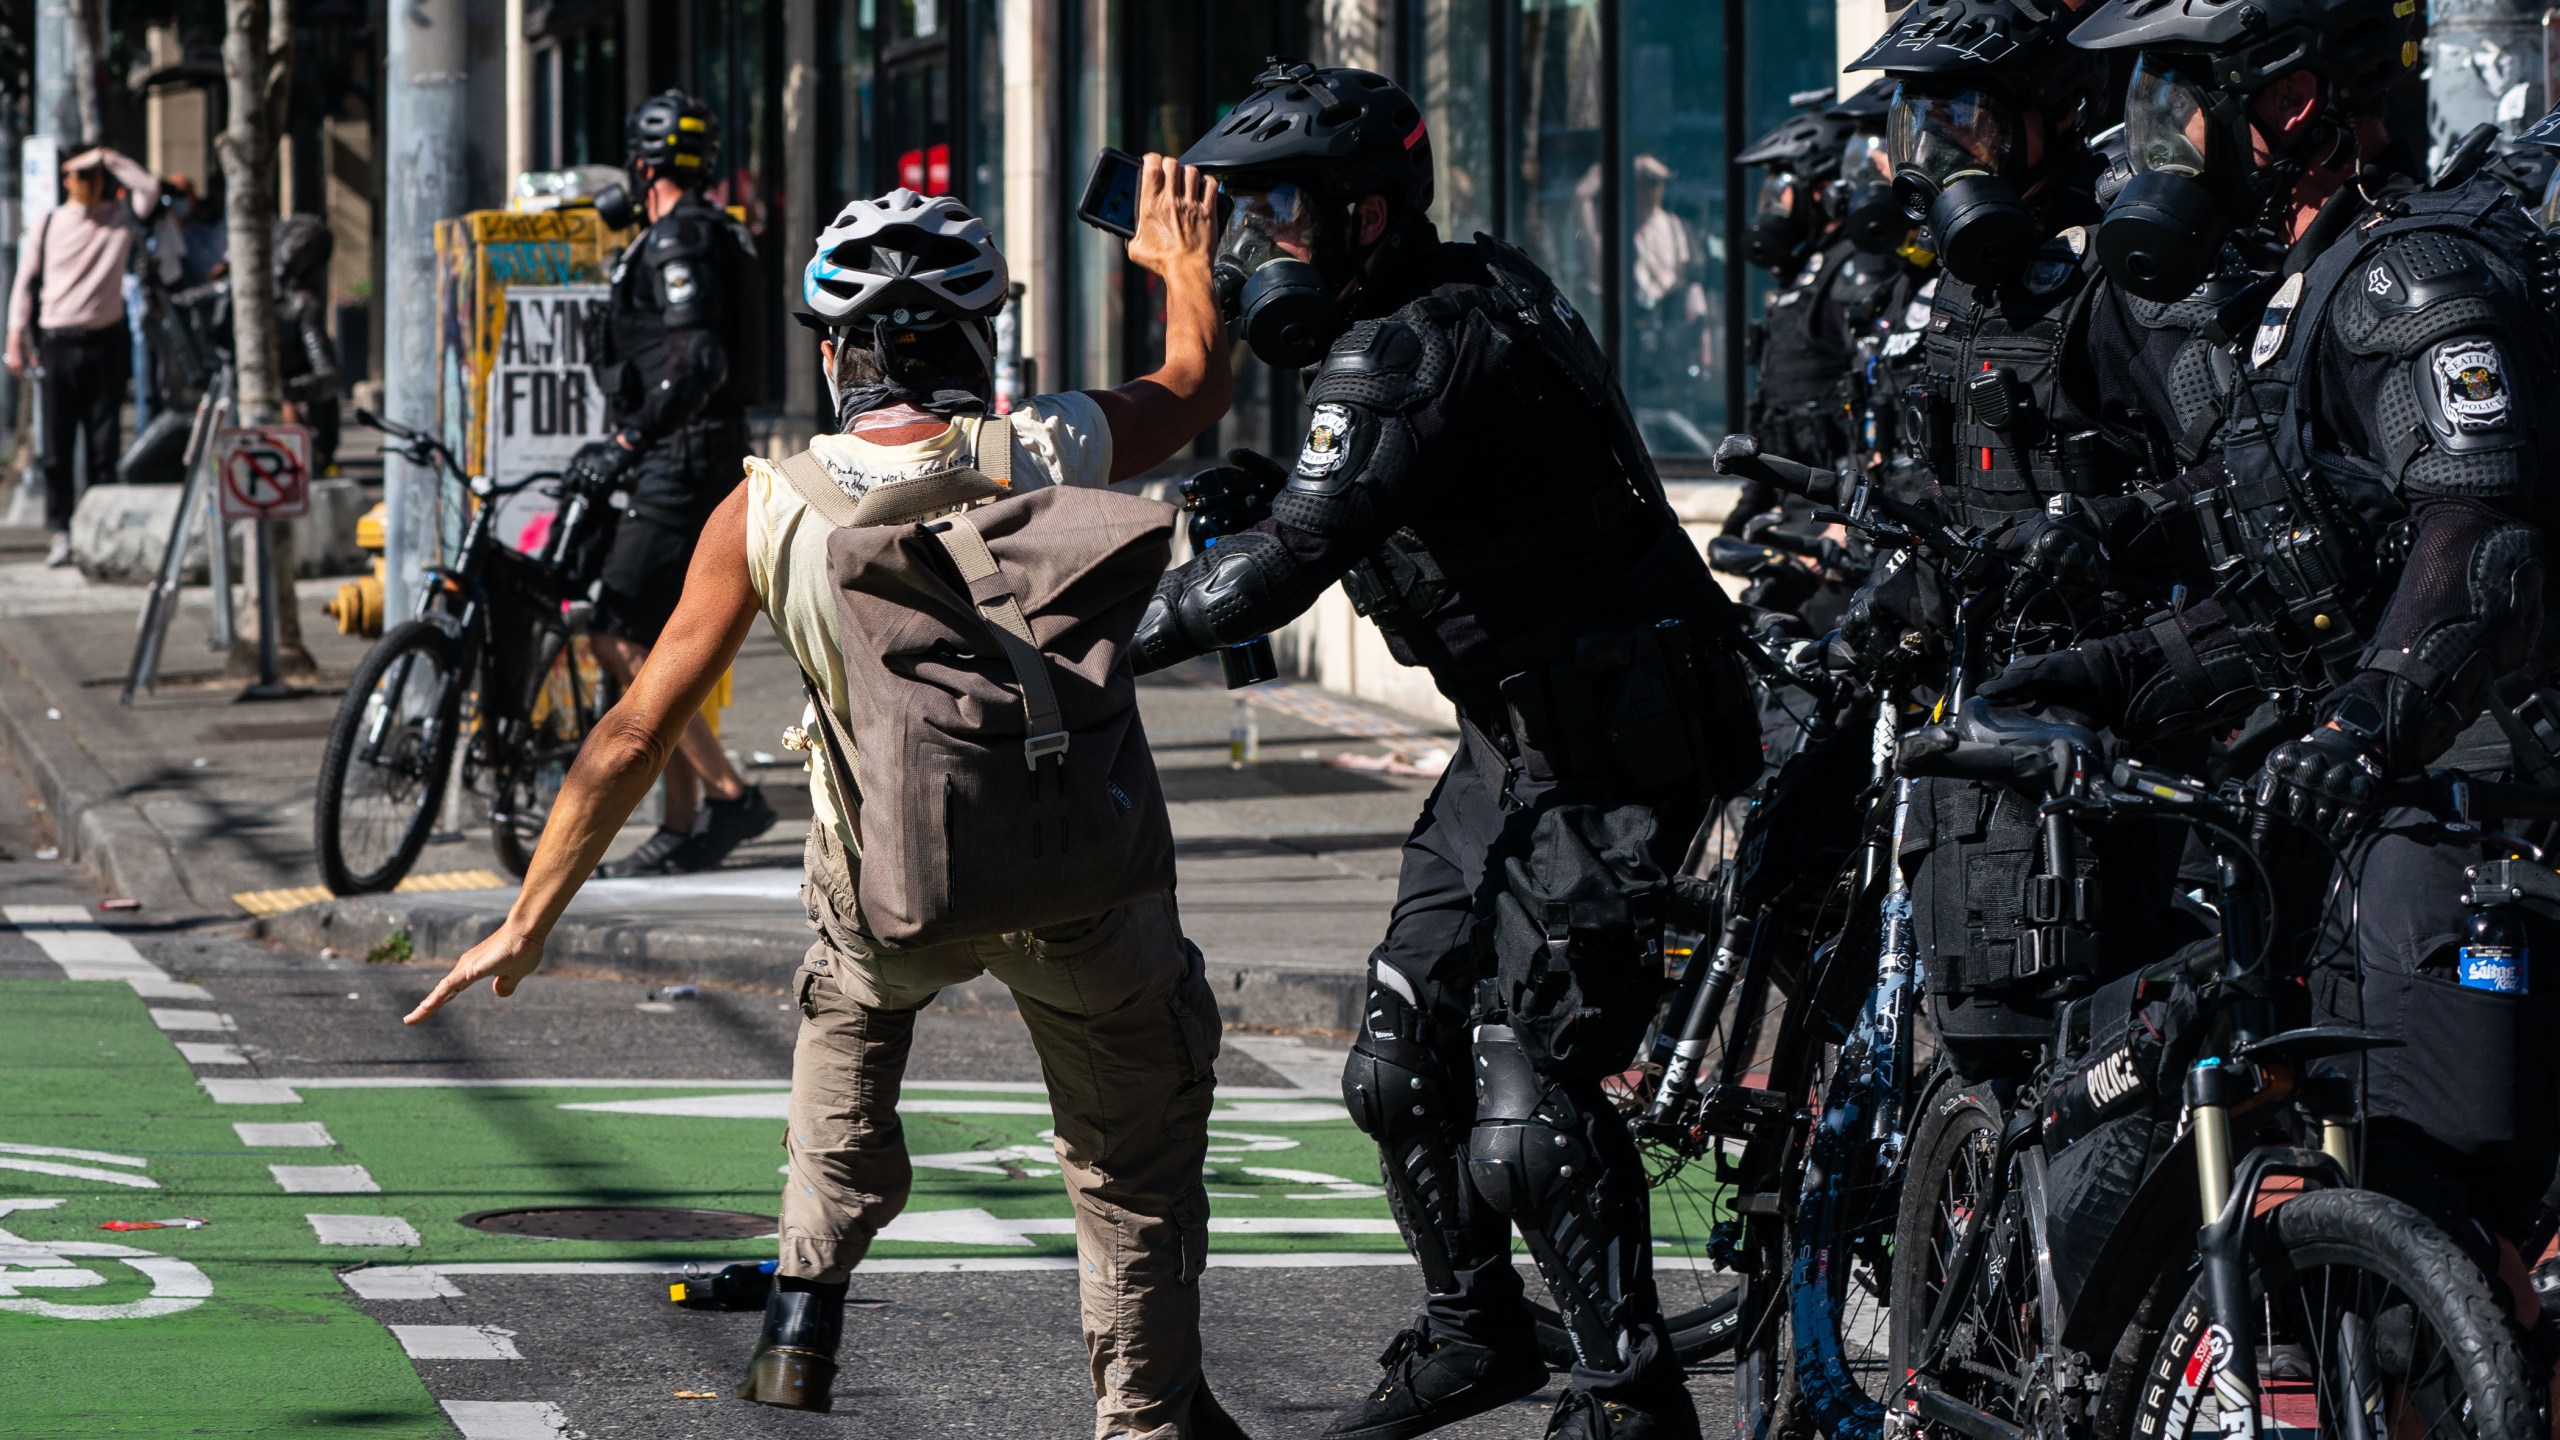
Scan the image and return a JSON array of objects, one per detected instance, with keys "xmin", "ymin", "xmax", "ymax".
[
  {"xmin": 315, "ymin": 619, "xmax": 463, "ymax": 894},
  {"xmin": 2132, "ymin": 1188, "xmax": 2535, "ymax": 1440}
]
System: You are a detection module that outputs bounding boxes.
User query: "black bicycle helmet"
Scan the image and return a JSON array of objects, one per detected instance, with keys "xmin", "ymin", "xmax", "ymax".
[
  {"xmin": 626, "ymin": 90, "xmax": 719, "ymax": 186},
  {"xmin": 1850, "ymin": 0, "xmax": 2110, "ymax": 103},
  {"xmin": 1826, "ymin": 78, "xmax": 1899, "ymax": 126},
  {"xmin": 1736, "ymin": 106, "xmax": 1860, "ymax": 178},
  {"xmin": 1180, "ymin": 58, "xmax": 1434, "ymax": 218},
  {"xmin": 2068, "ymin": 0, "xmax": 2421, "ymax": 104}
]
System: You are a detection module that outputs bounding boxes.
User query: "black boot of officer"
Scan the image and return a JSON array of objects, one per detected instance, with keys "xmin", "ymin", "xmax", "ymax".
[{"xmin": 1146, "ymin": 61, "xmax": 1757, "ymax": 1438}]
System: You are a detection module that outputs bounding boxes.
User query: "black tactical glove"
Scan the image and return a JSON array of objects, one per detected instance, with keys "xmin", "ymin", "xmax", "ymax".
[
  {"xmin": 2251, "ymin": 722, "xmax": 2384, "ymax": 843},
  {"xmin": 566, "ymin": 436, "xmax": 637, "ymax": 494},
  {"xmin": 1838, "ymin": 558, "xmax": 1940, "ymax": 670},
  {"xmin": 1971, "ymin": 644, "xmax": 2130, "ymax": 723},
  {"xmin": 1180, "ymin": 448, "xmax": 1291, "ymax": 549},
  {"xmin": 1993, "ymin": 498, "xmax": 2110, "ymax": 608}
]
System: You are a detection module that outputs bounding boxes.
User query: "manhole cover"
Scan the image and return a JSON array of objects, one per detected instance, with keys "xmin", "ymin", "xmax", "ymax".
[{"xmin": 460, "ymin": 1206, "xmax": 777, "ymax": 1241}]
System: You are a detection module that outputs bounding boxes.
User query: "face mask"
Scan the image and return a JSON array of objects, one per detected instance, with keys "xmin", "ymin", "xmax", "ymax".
[
  {"xmin": 1888, "ymin": 83, "xmax": 2040, "ymax": 286},
  {"xmin": 1215, "ymin": 182, "xmax": 1343, "ymax": 368},
  {"xmin": 1838, "ymin": 135, "xmax": 1906, "ymax": 253},
  {"xmin": 2093, "ymin": 57, "xmax": 2227, "ymax": 301},
  {"xmin": 1746, "ymin": 174, "xmax": 1810, "ymax": 273},
  {"xmin": 594, "ymin": 182, "xmax": 636, "ymax": 231}
]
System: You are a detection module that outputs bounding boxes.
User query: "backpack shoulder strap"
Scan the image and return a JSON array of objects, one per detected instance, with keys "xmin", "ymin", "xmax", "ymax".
[
  {"xmin": 969, "ymin": 414, "xmax": 1015, "ymax": 487},
  {"xmin": 924, "ymin": 511, "xmax": 1067, "ymax": 769},
  {"xmin": 775, "ymin": 448, "xmax": 862, "ymax": 528}
]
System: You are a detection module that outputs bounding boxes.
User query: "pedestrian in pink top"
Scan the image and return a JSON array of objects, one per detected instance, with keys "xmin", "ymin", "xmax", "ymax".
[{"xmin": 6, "ymin": 147, "xmax": 162, "ymax": 566}]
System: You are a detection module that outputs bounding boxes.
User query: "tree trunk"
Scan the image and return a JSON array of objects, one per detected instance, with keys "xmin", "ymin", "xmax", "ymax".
[{"xmin": 218, "ymin": 0, "xmax": 312, "ymax": 677}]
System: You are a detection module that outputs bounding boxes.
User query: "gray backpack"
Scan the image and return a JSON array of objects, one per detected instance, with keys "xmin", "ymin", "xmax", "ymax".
[{"xmin": 774, "ymin": 418, "xmax": 1178, "ymax": 948}]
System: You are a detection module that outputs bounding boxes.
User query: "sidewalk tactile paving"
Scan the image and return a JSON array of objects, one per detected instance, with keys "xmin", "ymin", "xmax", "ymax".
[
  {"xmin": 234, "ymin": 868, "xmax": 512, "ymax": 917},
  {"xmin": 269, "ymin": 1163, "xmax": 378, "ymax": 1194}
]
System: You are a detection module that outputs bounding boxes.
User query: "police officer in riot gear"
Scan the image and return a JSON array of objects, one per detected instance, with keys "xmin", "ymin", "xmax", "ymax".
[
  {"xmin": 1735, "ymin": 95, "xmax": 1860, "ymax": 488},
  {"xmin": 2012, "ymin": 0, "xmax": 2560, "ymax": 1249},
  {"xmin": 1136, "ymin": 57, "xmax": 1760, "ymax": 1440},
  {"xmin": 570, "ymin": 89, "xmax": 774, "ymax": 876},
  {"xmin": 1802, "ymin": 0, "xmax": 2254, "ymax": 1076}
]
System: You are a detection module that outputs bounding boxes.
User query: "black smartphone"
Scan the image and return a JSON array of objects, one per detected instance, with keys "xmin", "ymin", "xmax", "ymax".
[
  {"xmin": 1076, "ymin": 147, "xmax": 1233, "ymax": 240},
  {"xmin": 1077, "ymin": 147, "xmax": 1144, "ymax": 239}
]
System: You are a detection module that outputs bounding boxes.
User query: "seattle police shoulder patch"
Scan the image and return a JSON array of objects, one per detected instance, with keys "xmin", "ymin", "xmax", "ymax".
[
  {"xmin": 661, "ymin": 260, "xmax": 698, "ymax": 308},
  {"xmin": 2431, "ymin": 341, "xmax": 2512, "ymax": 433},
  {"xmin": 1298, "ymin": 403, "xmax": 1357, "ymax": 476}
]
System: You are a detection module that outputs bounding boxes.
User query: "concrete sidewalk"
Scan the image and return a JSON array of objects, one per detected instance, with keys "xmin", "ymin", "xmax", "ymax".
[{"xmin": 0, "ymin": 526, "xmax": 1448, "ymax": 1026}]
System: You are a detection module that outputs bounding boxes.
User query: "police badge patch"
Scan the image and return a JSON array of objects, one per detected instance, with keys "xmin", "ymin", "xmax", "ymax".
[
  {"xmin": 662, "ymin": 261, "xmax": 699, "ymax": 307},
  {"xmin": 2432, "ymin": 343, "xmax": 2512, "ymax": 431},
  {"xmin": 1299, "ymin": 403, "xmax": 1356, "ymax": 475},
  {"xmin": 2251, "ymin": 272, "xmax": 2304, "ymax": 370}
]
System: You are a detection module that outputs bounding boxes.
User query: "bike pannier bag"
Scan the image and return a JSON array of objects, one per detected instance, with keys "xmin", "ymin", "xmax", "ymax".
[{"xmin": 775, "ymin": 435, "xmax": 1178, "ymax": 948}]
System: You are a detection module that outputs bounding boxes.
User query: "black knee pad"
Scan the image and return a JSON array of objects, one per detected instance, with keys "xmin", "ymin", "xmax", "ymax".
[
  {"xmin": 1462, "ymin": 1023, "xmax": 1592, "ymax": 1221},
  {"xmin": 1343, "ymin": 958, "xmax": 1460, "ymax": 1145}
]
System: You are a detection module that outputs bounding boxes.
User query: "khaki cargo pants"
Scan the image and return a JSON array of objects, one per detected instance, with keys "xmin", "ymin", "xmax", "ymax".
[{"xmin": 780, "ymin": 823, "xmax": 1222, "ymax": 1440}]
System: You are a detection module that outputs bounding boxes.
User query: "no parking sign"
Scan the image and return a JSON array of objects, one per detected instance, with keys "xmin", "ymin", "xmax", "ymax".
[{"xmin": 215, "ymin": 426, "xmax": 312, "ymax": 521}]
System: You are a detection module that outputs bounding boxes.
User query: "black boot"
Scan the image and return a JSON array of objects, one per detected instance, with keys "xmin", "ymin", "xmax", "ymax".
[
  {"xmin": 1319, "ymin": 1323, "xmax": 1549, "ymax": 1440},
  {"xmin": 737, "ymin": 1287, "xmax": 844, "ymax": 1412},
  {"xmin": 1542, "ymin": 1382, "xmax": 1701, "ymax": 1440}
]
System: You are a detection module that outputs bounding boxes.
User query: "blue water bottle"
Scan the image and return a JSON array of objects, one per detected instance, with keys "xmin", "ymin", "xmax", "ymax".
[{"xmin": 2459, "ymin": 903, "xmax": 2531, "ymax": 994}]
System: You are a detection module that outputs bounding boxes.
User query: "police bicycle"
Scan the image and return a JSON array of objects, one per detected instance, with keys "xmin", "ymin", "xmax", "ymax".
[
  {"xmin": 1889, "ymin": 720, "xmax": 2545, "ymax": 1440},
  {"xmin": 312, "ymin": 410, "xmax": 621, "ymax": 893}
]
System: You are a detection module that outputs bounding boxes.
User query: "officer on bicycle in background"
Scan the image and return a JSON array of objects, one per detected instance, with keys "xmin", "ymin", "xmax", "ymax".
[
  {"xmin": 1810, "ymin": 0, "xmax": 2241, "ymax": 1080},
  {"xmin": 1734, "ymin": 91, "xmax": 1860, "ymax": 489},
  {"xmin": 1134, "ymin": 56, "xmax": 1761, "ymax": 1440},
  {"xmin": 568, "ymin": 89, "xmax": 775, "ymax": 876},
  {"xmin": 1987, "ymin": 0, "xmax": 2560, "ymax": 1258}
]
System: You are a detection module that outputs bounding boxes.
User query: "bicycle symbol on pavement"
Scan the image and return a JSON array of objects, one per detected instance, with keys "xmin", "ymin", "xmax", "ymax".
[{"xmin": 0, "ymin": 1198, "xmax": 212, "ymax": 1320}]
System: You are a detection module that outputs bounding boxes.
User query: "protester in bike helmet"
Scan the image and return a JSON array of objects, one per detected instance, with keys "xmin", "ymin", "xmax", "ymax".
[
  {"xmin": 573, "ymin": 89, "xmax": 772, "ymax": 879},
  {"xmin": 1149, "ymin": 55, "xmax": 1763, "ymax": 1440}
]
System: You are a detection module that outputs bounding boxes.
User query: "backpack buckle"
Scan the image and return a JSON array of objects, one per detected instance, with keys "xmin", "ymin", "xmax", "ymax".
[{"xmin": 1024, "ymin": 731, "xmax": 1070, "ymax": 769}]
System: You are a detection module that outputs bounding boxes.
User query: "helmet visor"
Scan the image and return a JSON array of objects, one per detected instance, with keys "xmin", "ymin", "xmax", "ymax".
[
  {"xmin": 2124, "ymin": 57, "xmax": 2212, "ymax": 177},
  {"xmin": 2538, "ymin": 167, "xmax": 2560, "ymax": 233},
  {"xmin": 1753, "ymin": 173, "xmax": 1801, "ymax": 221},
  {"xmin": 1888, "ymin": 84, "xmax": 2020, "ymax": 191},
  {"xmin": 1216, "ymin": 182, "xmax": 1321, "ymax": 273},
  {"xmin": 1842, "ymin": 132, "xmax": 1895, "ymax": 185}
]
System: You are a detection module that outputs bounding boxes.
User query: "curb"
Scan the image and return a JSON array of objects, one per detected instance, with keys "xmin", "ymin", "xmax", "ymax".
[
  {"xmin": 0, "ymin": 633, "xmax": 196, "ymax": 910},
  {"xmin": 255, "ymin": 894, "xmax": 1368, "ymax": 1031}
]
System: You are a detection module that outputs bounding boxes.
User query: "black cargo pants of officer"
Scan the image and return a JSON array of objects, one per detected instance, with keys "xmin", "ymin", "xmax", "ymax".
[{"xmin": 1344, "ymin": 724, "xmax": 1705, "ymax": 1397}]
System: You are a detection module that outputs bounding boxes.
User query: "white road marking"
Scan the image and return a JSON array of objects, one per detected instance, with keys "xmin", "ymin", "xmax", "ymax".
[
  {"xmin": 173, "ymin": 1042, "xmax": 247, "ymax": 1065},
  {"xmin": 306, "ymin": 1214, "xmax": 421, "ymax": 1247},
  {"xmin": 147, "ymin": 1008, "xmax": 233, "ymax": 1032},
  {"xmin": 873, "ymin": 1207, "xmax": 1037, "ymax": 1247},
  {"xmin": 3, "ymin": 905, "xmax": 209, "ymax": 1001},
  {"xmin": 340, "ymin": 1267, "xmax": 461, "ymax": 1299},
  {"xmin": 390, "ymin": 1324, "xmax": 522, "ymax": 1360},
  {"xmin": 0, "ymin": 1202, "xmax": 210, "ymax": 1318},
  {"xmin": 1224, "ymin": 1033, "xmax": 1350, "ymax": 1093},
  {"xmin": 234, "ymin": 1122, "xmax": 334, "ymax": 1147},
  {"xmin": 439, "ymin": 1400, "xmax": 566, "ymax": 1439},
  {"xmin": 0, "ymin": 1158, "xmax": 157, "ymax": 1189},
  {"xmin": 201, "ymin": 1079, "xmax": 300, "ymax": 1104},
  {"xmin": 260, "ymin": 1077, "xmax": 1319, "ymax": 1098},
  {"xmin": 269, "ymin": 1164, "xmax": 379, "ymax": 1194},
  {"xmin": 0, "ymin": 1141, "xmax": 148, "ymax": 1168}
]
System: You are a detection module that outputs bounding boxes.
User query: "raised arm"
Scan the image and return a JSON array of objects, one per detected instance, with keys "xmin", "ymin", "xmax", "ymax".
[
  {"xmin": 1084, "ymin": 155, "xmax": 1232, "ymax": 482},
  {"xmin": 405, "ymin": 483, "xmax": 761, "ymax": 1021}
]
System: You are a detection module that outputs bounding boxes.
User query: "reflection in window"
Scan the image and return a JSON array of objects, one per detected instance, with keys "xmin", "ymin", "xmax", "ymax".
[
  {"xmin": 1514, "ymin": 2, "xmax": 1606, "ymax": 332},
  {"xmin": 1623, "ymin": 1, "xmax": 1728, "ymax": 458}
]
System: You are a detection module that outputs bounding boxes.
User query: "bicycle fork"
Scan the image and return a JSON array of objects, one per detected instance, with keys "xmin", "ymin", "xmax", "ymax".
[{"xmin": 2188, "ymin": 1058, "xmax": 2262, "ymax": 1440}]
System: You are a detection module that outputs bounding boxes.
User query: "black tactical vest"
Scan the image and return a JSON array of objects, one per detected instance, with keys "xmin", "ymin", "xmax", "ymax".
[
  {"xmin": 2206, "ymin": 176, "xmax": 2556, "ymax": 702},
  {"xmin": 1913, "ymin": 227, "xmax": 2141, "ymax": 531}
]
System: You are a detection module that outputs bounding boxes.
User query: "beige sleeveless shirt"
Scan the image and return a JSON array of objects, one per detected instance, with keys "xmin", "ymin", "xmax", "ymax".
[{"xmin": 742, "ymin": 394, "xmax": 1115, "ymax": 854}]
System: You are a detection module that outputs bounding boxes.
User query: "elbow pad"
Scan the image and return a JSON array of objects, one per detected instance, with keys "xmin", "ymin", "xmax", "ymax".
[{"xmin": 1171, "ymin": 531, "xmax": 1329, "ymax": 652}]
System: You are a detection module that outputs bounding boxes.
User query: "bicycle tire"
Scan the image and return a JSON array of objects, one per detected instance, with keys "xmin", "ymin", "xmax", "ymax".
[
  {"xmin": 490, "ymin": 631, "xmax": 614, "ymax": 878},
  {"xmin": 1782, "ymin": 1041, "xmax": 1898, "ymax": 1440},
  {"xmin": 2131, "ymin": 1188, "xmax": 2535, "ymax": 1440},
  {"xmin": 315, "ymin": 619, "xmax": 464, "ymax": 895},
  {"xmin": 1889, "ymin": 1079, "xmax": 2046, "ymax": 1436},
  {"xmin": 1532, "ymin": 1284, "xmax": 1744, "ymax": 1369}
]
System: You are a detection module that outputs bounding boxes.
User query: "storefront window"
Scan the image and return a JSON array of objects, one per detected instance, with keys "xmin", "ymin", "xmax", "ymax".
[
  {"xmin": 1621, "ymin": 0, "xmax": 1724, "ymax": 458},
  {"xmin": 1417, "ymin": 0, "xmax": 1494, "ymax": 243}
]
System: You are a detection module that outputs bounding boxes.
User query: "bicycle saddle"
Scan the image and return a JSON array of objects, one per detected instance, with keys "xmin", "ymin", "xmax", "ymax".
[{"xmin": 1954, "ymin": 697, "xmax": 2102, "ymax": 757}]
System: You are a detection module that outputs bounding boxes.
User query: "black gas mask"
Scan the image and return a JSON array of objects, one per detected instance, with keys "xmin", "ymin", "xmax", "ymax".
[
  {"xmin": 2096, "ymin": 57, "xmax": 2318, "ymax": 302},
  {"xmin": 1888, "ymin": 83, "xmax": 2041, "ymax": 286},
  {"xmin": 1838, "ymin": 133, "xmax": 1907, "ymax": 253},
  {"xmin": 1746, "ymin": 173, "xmax": 1819, "ymax": 273},
  {"xmin": 1211, "ymin": 181, "xmax": 1347, "ymax": 369}
]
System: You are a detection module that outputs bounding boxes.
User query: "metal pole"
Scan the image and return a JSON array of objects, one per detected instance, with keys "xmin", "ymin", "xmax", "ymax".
[
  {"xmin": 1721, "ymin": 0, "xmax": 1748, "ymax": 437},
  {"xmin": 382, "ymin": 0, "xmax": 471, "ymax": 625},
  {"xmin": 35, "ymin": 1, "xmax": 76, "ymax": 143},
  {"xmin": 2427, "ymin": 0, "xmax": 2548, "ymax": 163},
  {"xmin": 241, "ymin": 516, "xmax": 288, "ymax": 698}
]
